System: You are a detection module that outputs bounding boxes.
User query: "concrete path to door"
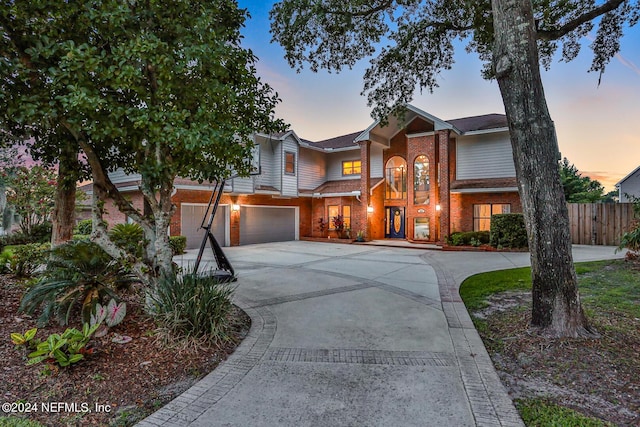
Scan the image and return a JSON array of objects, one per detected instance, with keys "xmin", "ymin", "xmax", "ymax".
[{"xmin": 138, "ymin": 241, "xmax": 624, "ymax": 427}]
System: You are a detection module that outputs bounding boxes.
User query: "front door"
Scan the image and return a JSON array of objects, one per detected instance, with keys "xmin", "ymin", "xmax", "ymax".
[{"xmin": 385, "ymin": 207, "xmax": 405, "ymax": 238}]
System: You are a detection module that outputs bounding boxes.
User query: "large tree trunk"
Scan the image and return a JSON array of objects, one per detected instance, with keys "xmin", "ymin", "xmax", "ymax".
[
  {"xmin": 51, "ymin": 136, "xmax": 81, "ymax": 246},
  {"xmin": 491, "ymin": 0, "xmax": 593, "ymax": 337}
]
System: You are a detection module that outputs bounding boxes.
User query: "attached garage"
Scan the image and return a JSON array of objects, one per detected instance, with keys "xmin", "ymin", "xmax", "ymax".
[
  {"xmin": 181, "ymin": 204, "xmax": 228, "ymax": 249},
  {"xmin": 240, "ymin": 206, "xmax": 298, "ymax": 245}
]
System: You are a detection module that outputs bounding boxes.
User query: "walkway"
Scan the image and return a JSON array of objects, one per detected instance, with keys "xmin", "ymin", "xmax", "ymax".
[{"xmin": 138, "ymin": 241, "xmax": 623, "ymax": 426}]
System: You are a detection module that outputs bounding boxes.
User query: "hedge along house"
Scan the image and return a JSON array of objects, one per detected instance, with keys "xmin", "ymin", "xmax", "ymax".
[{"xmin": 90, "ymin": 104, "xmax": 522, "ymax": 247}]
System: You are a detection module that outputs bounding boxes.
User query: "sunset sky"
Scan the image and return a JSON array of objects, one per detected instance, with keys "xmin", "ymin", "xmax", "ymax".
[{"xmin": 238, "ymin": 1, "xmax": 640, "ymax": 191}]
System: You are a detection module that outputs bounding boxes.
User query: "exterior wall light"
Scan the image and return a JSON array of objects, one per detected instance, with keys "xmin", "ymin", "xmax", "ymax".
[
  {"xmin": 435, "ymin": 204, "xmax": 441, "ymax": 211},
  {"xmin": 232, "ymin": 204, "xmax": 240, "ymax": 212},
  {"xmin": 367, "ymin": 205, "xmax": 374, "ymax": 213}
]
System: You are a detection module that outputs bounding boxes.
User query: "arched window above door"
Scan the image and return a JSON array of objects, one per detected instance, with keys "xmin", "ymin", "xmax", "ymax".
[
  {"xmin": 414, "ymin": 155, "xmax": 429, "ymax": 204},
  {"xmin": 385, "ymin": 156, "xmax": 407, "ymax": 199}
]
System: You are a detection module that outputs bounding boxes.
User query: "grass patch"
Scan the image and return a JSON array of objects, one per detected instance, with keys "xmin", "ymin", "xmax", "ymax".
[
  {"xmin": 461, "ymin": 259, "xmax": 640, "ymax": 426},
  {"xmin": 516, "ymin": 398, "xmax": 614, "ymax": 427},
  {"xmin": 0, "ymin": 417, "xmax": 45, "ymax": 427},
  {"xmin": 459, "ymin": 266, "xmax": 531, "ymax": 311}
]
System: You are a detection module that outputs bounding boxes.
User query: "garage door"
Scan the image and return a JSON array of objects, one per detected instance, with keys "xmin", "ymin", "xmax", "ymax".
[
  {"xmin": 240, "ymin": 206, "xmax": 297, "ymax": 245},
  {"xmin": 181, "ymin": 204, "xmax": 227, "ymax": 249}
]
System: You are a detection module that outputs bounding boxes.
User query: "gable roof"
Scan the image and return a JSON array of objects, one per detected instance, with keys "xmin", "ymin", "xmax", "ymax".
[
  {"xmin": 616, "ymin": 165, "xmax": 640, "ymax": 187},
  {"xmin": 445, "ymin": 114, "xmax": 508, "ymax": 133},
  {"xmin": 309, "ymin": 130, "xmax": 363, "ymax": 150}
]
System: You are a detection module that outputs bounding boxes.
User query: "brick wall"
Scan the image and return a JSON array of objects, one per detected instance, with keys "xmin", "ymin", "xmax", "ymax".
[
  {"xmin": 171, "ymin": 189, "xmax": 312, "ymax": 246},
  {"xmin": 450, "ymin": 191, "xmax": 522, "ymax": 233},
  {"xmin": 101, "ymin": 192, "xmax": 144, "ymax": 227}
]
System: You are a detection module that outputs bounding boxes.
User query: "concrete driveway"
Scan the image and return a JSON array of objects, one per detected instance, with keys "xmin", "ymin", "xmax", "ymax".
[{"xmin": 138, "ymin": 241, "xmax": 623, "ymax": 427}]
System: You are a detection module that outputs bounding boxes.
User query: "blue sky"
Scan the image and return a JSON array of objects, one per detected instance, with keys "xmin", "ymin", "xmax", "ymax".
[{"xmin": 238, "ymin": 1, "xmax": 640, "ymax": 191}]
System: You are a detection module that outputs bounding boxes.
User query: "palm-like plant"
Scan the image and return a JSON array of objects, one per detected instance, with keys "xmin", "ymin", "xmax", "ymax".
[{"xmin": 19, "ymin": 240, "xmax": 139, "ymax": 326}]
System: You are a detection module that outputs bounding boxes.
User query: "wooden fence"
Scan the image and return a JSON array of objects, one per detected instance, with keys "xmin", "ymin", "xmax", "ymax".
[{"xmin": 567, "ymin": 203, "xmax": 636, "ymax": 246}]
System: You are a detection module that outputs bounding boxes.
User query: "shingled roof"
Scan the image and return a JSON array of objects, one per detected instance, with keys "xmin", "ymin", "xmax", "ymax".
[
  {"xmin": 446, "ymin": 114, "xmax": 508, "ymax": 133},
  {"xmin": 309, "ymin": 130, "xmax": 363, "ymax": 149}
]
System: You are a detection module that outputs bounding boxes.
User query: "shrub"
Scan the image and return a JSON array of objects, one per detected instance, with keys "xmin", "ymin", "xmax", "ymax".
[
  {"xmin": 617, "ymin": 227, "xmax": 640, "ymax": 256},
  {"xmin": 74, "ymin": 219, "xmax": 93, "ymax": 235},
  {"xmin": 490, "ymin": 214, "xmax": 528, "ymax": 249},
  {"xmin": 109, "ymin": 223, "xmax": 146, "ymax": 258},
  {"xmin": 169, "ymin": 235, "xmax": 187, "ymax": 255},
  {"xmin": 19, "ymin": 240, "xmax": 138, "ymax": 326},
  {"xmin": 28, "ymin": 222, "xmax": 52, "ymax": 243},
  {"xmin": 6, "ymin": 243, "xmax": 50, "ymax": 277},
  {"xmin": 448, "ymin": 231, "xmax": 490, "ymax": 246},
  {"xmin": 12, "ymin": 323, "xmax": 101, "ymax": 368},
  {"xmin": 148, "ymin": 271, "xmax": 235, "ymax": 345},
  {"xmin": 0, "ymin": 232, "xmax": 40, "ymax": 251}
]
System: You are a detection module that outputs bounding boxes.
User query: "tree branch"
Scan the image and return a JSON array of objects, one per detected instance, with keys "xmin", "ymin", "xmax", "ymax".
[
  {"xmin": 537, "ymin": 0, "xmax": 625, "ymax": 41},
  {"xmin": 321, "ymin": 0, "xmax": 394, "ymax": 17},
  {"xmin": 59, "ymin": 120, "xmax": 150, "ymax": 230}
]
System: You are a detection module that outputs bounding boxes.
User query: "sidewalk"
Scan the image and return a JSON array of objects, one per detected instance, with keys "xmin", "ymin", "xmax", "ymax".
[{"xmin": 138, "ymin": 241, "xmax": 623, "ymax": 426}]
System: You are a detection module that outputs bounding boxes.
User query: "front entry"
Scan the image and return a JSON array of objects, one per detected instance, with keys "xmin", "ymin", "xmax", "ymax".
[{"xmin": 385, "ymin": 207, "xmax": 405, "ymax": 238}]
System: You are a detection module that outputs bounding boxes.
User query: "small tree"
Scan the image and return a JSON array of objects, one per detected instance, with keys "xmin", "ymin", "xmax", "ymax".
[
  {"xmin": 559, "ymin": 157, "xmax": 605, "ymax": 203},
  {"xmin": 1, "ymin": 0, "xmax": 284, "ymax": 286},
  {"xmin": 5, "ymin": 166, "xmax": 56, "ymax": 235}
]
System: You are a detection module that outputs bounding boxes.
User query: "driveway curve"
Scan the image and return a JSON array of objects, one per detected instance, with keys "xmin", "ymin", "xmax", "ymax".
[{"xmin": 138, "ymin": 241, "xmax": 622, "ymax": 427}]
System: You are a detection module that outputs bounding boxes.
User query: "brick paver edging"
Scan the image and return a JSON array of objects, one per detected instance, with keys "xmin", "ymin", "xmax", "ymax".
[
  {"xmin": 136, "ymin": 295, "xmax": 276, "ymax": 427},
  {"xmin": 424, "ymin": 254, "xmax": 525, "ymax": 427}
]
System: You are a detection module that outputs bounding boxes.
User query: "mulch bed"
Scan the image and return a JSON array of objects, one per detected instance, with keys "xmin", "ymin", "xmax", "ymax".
[
  {"xmin": 0, "ymin": 275, "xmax": 250, "ymax": 426},
  {"xmin": 474, "ymin": 287, "xmax": 640, "ymax": 425}
]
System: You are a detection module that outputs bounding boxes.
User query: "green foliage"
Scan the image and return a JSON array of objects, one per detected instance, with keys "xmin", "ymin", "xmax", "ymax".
[
  {"xmin": 516, "ymin": 398, "xmax": 614, "ymax": 427},
  {"xmin": 17, "ymin": 323, "xmax": 101, "ymax": 368},
  {"xmin": 19, "ymin": 240, "xmax": 137, "ymax": 326},
  {"xmin": 10, "ymin": 327, "xmax": 38, "ymax": 346},
  {"xmin": 148, "ymin": 272, "xmax": 235, "ymax": 345},
  {"xmin": 618, "ymin": 195, "xmax": 640, "ymax": 256},
  {"xmin": 74, "ymin": 219, "xmax": 93, "ymax": 236},
  {"xmin": 617, "ymin": 228, "xmax": 640, "ymax": 255},
  {"xmin": 4, "ymin": 243, "xmax": 50, "ymax": 277},
  {"xmin": 1, "ymin": 0, "xmax": 285, "ymax": 286},
  {"xmin": 448, "ymin": 231, "xmax": 490, "ymax": 246},
  {"xmin": 489, "ymin": 214, "xmax": 528, "ymax": 249},
  {"xmin": 169, "ymin": 236, "xmax": 187, "ymax": 255},
  {"xmin": 459, "ymin": 267, "xmax": 532, "ymax": 311},
  {"xmin": 90, "ymin": 299, "xmax": 127, "ymax": 328},
  {"xmin": 109, "ymin": 223, "xmax": 145, "ymax": 258},
  {"xmin": 559, "ymin": 158, "xmax": 606, "ymax": 203},
  {"xmin": 4, "ymin": 166, "xmax": 57, "ymax": 235},
  {"xmin": 270, "ymin": 1, "xmax": 638, "ymax": 122},
  {"xmin": 0, "ymin": 417, "xmax": 46, "ymax": 427}
]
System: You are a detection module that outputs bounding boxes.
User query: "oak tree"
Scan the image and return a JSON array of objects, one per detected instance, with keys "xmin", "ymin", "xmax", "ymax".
[{"xmin": 271, "ymin": 0, "xmax": 639, "ymax": 336}]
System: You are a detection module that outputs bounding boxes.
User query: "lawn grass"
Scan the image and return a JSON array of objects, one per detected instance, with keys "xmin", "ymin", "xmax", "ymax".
[
  {"xmin": 459, "ymin": 266, "xmax": 532, "ymax": 311},
  {"xmin": 515, "ymin": 399, "xmax": 614, "ymax": 427},
  {"xmin": 460, "ymin": 258, "xmax": 640, "ymax": 426}
]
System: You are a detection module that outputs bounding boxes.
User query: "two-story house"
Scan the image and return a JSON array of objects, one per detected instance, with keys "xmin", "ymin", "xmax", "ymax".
[{"xmin": 99, "ymin": 104, "xmax": 522, "ymax": 248}]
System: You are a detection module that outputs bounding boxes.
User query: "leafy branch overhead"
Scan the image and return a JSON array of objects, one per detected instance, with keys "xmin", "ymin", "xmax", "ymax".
[
  {"xmin": 1, "ymin": 0, "xmax": 286, "ymax": 285},
  {"xmin": 271, "ymin": 0, "xmax": 639, "ymax": 119}
]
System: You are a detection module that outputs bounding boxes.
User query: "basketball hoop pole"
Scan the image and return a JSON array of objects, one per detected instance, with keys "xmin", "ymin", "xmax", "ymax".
[{"xmin": 193, "ymin": 179, "xmax": 235, "ymax": 280}]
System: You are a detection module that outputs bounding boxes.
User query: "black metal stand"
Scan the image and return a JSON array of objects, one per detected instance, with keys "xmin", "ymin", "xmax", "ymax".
[{"xmin": 193, "ymin": 179, "xmax": 235, "ymax": 282}]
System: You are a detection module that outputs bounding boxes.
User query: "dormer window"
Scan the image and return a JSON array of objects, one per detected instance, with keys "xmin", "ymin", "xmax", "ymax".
[
  {"xmin": 342, "ymin": 160, "xmax": 361, "ymax": 176},
  {"xmin": 285, "ymin": 151, "xmax": 296, "ymax": 175}
]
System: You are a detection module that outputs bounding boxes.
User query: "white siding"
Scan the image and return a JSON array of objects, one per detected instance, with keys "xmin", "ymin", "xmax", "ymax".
[
  {"xmin": 456, "ymin": 132, "xmax": 516, "ymax": 180},
  {"xmin": 108, "ymin": 169, "xmax": 141, "ymax": 184},
  {"xmin": 326, "ymin": 150, "xmax": 362, "ymax": 181},
  {"xmin": 370, "ymin": 144, "xmax": 384, "ymax": 178},
  {"xmin": 281, "ymin": 135, "xmax": 298, "ymax": 196},
  {"xmin": 254, "ymin": 138, "xmax": 278, "ymax": 189},
  {"xmin": 232, "ymin": 177, "xmax": 254, "ymax": 193},
  {"xmin": 299, "ymin": 148, "xmax": 327, "ymax": 190},
  {"xmin": 620, "ymin": 172, "xmax": 640, "ymax": 202}
]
